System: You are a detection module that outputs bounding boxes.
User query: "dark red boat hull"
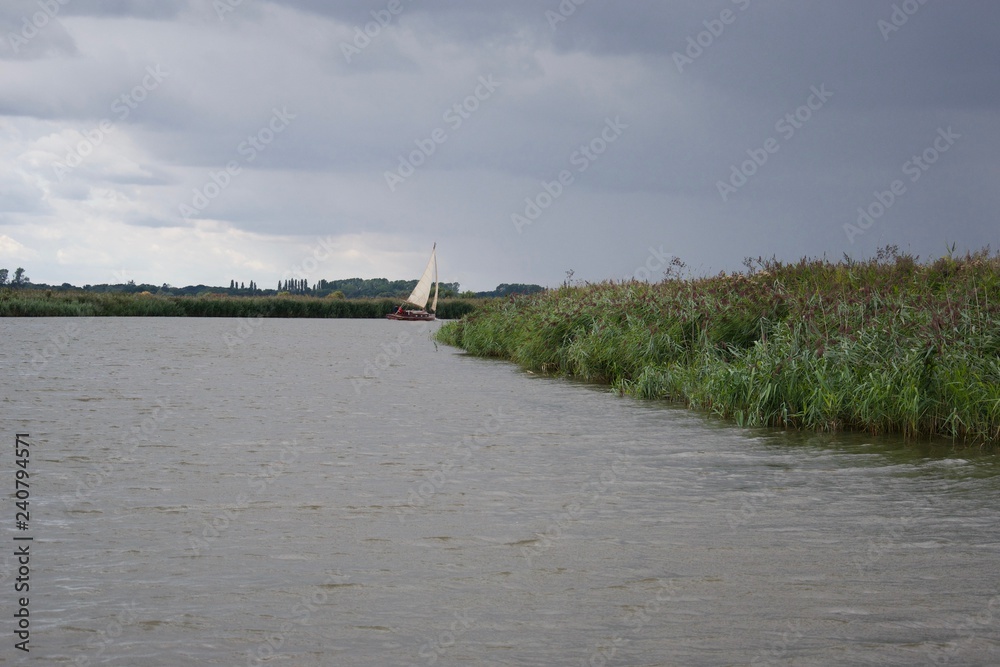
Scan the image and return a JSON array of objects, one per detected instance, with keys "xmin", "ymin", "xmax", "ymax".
[{"xmin": 386, "ymin": 310, "xmax": 435, "ymax": 321}]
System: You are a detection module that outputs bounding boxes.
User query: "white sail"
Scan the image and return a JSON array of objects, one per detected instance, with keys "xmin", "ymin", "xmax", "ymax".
[{"xmin": 405, "ymin": 244, "xmax": 437, "ymax": 310}]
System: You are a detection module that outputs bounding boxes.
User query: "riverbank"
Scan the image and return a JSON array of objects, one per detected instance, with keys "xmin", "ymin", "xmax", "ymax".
[
  {"xmin": 436, "ymin": 249, "xmax": 1000, "ymax": 444},
  {"xmin": 0, "ymin": 290, "xmax": 478, "ymax": 319}
]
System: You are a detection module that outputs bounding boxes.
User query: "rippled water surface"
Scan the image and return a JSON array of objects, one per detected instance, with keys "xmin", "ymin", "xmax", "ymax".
[{"xmin": 3, "ymin": 318, "xmax": 1000, "ymax": 665}]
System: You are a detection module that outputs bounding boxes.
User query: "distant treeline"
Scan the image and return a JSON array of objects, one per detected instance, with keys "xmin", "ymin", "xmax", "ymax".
[
  {"xmin": 19, "ymin": 278, "xmax": 462, "ymax": 299},
  {"xmin": 0, "ymin": 290, "xmax": 479, "ymax": 319},
  {"xmin": 2, "ymin": 267, "xmax": 543, "ymax": 300},
  {"xmin": 479, "ymin": 283, "xmax": 546, "ymax": 298}
]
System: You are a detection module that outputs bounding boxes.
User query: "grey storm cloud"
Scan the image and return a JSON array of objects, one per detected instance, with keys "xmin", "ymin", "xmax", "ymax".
[{"xmin": 0, "ymin": 0, "xmax": 998, "ymax": 291}]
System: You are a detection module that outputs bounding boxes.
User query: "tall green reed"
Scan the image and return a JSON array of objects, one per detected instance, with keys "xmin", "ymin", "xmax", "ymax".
[{"xmin": 437, "ymin": 249, "xmax": 1000, "ymax": 443}]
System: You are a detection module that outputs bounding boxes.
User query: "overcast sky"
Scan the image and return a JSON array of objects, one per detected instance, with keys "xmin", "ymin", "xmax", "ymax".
[{"xmin": 1, "ymin": 0, "xmax": 997, "ymax": 291}]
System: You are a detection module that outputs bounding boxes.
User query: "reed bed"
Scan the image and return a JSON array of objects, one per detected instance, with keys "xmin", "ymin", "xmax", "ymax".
[
  {"xmin": 0, "ymin": 291, "xmax": 478, "ymax": 320},
  {"xmin": 437, "ymin": 249, "xmax": 1000, "ymax": 443}
]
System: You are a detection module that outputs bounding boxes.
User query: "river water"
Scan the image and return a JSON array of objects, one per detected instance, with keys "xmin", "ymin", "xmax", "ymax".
[{"xmin": 3, "ymin": 317, "xmax": 999, "ymax": 666}]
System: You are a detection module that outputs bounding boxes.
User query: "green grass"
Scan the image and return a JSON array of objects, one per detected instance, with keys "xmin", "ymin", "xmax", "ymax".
[
  {"xmin": 0, "ymin": 290, "xmax": 479, "ymax": 320},
  {"xmin": 436, "ymin": 248, "xmax": 1000, "ymax": 444}
]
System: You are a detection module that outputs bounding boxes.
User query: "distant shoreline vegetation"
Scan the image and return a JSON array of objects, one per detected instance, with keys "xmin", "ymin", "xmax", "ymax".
[
  {"xmin": 0, "ymin": 270, "xmax": 545, "ymax": 318},
  {"xmin": 0, "ymin": 268, "xmax": 543, "ymax": 301},
  {"xmin": 0, "ymin": 290, "xmax": 480, "ymax": 319},
  {"xmin": 436, "ymin": 247, "xmax": 1000, "ymax": 444}
]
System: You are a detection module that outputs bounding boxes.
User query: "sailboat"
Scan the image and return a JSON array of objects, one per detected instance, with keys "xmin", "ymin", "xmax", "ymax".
[{"xmin": 387, "ymin": 243, "xmax": 438, "ymax": 321}]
